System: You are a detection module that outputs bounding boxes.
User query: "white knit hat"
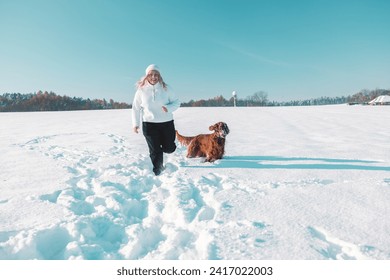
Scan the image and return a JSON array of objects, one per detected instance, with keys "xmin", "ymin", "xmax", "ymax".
[{"xmin": 145, "ymin": 64, "xmax": 160, "ymax": 75}]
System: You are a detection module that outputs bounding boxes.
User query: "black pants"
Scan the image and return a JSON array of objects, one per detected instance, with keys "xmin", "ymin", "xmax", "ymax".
[{"xmin": 142, "ymin": 120, "xmax": 176, "ymax": 174}]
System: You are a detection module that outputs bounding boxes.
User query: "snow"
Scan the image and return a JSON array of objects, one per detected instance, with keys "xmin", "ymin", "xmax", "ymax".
[{"xmin": 0, "ymin": 105, "xmax": 389, "ymax": 260}]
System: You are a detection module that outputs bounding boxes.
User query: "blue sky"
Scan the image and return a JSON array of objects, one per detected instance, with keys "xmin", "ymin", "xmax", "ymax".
[{"xmin": 1, "ymin": 0, "xmax": 389, "ymax": 103}]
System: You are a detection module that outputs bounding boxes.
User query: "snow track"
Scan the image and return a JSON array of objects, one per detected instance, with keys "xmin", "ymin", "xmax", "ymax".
[{"xmin": 2, "ymin": 132, "xmax": 266, "ymax": 259}]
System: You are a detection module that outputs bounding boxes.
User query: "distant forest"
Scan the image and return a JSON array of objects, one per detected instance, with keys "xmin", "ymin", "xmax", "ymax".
[
  {"xmin": 1, "ymin": 88, "xmax": 389, "ymax": 112},
  {"xmin": 181, "ymin": 88, "xmax": 390, "ymax": 107},
  {"xmin": 0, "ymin": 91, "xmax": 130, "ymax": 112}
]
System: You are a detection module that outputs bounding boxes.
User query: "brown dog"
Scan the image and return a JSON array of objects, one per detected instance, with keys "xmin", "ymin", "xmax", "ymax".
[{"xmin": 176, "ymin": 122, "xmax": 230, "ymax": 162}]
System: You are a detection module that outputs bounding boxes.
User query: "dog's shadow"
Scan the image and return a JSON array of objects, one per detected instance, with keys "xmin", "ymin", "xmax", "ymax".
[{"xmin": 186, "ymin": 156, "xmax": 390, "ymax": 171}]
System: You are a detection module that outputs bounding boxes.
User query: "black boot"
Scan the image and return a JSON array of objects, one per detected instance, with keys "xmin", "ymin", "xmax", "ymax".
[{"xmin": 153, "ymin": 164, "xmax": 165, "ymax": 176}]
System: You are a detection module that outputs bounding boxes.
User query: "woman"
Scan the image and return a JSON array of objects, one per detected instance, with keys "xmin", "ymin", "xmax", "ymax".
[{"xmin": 132, "ymin": 64, "xmax": 180, "ymax": 175}]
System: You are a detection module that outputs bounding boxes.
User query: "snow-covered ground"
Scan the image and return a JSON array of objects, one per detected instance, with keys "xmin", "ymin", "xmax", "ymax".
[{"xmin": 0, "ymin": 105, "xmax": 389, "ymax": 260}]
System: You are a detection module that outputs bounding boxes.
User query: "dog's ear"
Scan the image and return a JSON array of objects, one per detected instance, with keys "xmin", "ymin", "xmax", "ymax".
[{"xmin": 209, "ymin": 124, "xmax": 216, "ymax": 131}]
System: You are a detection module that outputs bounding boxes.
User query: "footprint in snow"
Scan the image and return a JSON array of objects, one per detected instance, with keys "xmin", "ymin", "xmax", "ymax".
[{"xmin": 307, "ymin": 226, "xmax": 373, "ymax": 260}]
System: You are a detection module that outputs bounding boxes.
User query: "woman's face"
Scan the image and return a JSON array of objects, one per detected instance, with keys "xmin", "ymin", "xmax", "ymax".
[{"xmin": 147, "ymin": 70, "xmax": 160, "ymax": 85}]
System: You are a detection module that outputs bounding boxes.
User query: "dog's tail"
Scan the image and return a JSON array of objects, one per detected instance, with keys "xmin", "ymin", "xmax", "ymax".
[{"xmin": 176, "ymin": 130, "xmax": 195, "ymax": 146}]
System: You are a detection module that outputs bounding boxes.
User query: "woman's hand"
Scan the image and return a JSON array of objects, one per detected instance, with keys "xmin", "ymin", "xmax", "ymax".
[{"xmin": 133, "ymin": 126, "xmax": 139, "ymax": 133}]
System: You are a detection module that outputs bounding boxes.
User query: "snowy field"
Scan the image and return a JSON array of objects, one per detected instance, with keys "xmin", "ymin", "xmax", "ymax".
[{"xmin": 0, "ymin": 105, "xmax": 389, "ymax": 260}]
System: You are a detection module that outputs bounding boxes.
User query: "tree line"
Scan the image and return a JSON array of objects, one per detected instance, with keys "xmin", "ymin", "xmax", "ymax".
[
  {"xmin": 0, "ymin": 91, "xmax": 131, "ymax": 112},
  {"xmin": 181, "ymin": 89, "xmax": 390, "ymax": 107},
  {"xmin": 1, "ymin": 88, "xmax": 389, "ymax": 112}
]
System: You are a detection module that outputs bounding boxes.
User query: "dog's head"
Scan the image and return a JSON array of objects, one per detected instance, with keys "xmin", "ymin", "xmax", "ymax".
[{"xmin": 209, "ymin": 122, "xmax": 230, "ymax": 138}]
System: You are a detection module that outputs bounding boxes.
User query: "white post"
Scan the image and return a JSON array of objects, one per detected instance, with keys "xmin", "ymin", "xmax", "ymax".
[{"xmin": 232, "ymin": 91, "xmax": 237, "ymax": 107}]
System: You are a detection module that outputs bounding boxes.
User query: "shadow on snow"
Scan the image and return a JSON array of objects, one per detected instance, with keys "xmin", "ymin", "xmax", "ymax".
[{"xmin": 185, "ymin": 156, "xmax": 390, "ymax": 171}]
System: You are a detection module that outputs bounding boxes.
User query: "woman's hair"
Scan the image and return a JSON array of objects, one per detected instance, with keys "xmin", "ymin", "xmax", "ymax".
[{"xmin": 136, "ymin": 72, "xmax": 168, "ymax": 90}]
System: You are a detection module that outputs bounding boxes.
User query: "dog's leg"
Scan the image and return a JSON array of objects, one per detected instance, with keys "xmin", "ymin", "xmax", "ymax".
[
  {"xmin": 205, "ymin": 150, "xmax": 216, "ymax": 162},
  {"xmin": 205, "ymin": 156, "xmax": 216, "ymax": 163},
  {"xmin": 186, "ymin": 142, "xmax": 198, "ymax": 158}
]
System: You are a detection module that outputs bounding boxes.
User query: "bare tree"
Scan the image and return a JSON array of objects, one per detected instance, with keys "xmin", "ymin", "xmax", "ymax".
[{"xmin": 247, "ymin": 91, "xmax": 268, "ymax": 106}]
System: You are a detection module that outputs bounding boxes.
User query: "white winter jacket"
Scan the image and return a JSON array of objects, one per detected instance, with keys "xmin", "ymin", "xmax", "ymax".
[{"xmin": 131, "ymin": 82, "xmax": 180, "ymax": 128}]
